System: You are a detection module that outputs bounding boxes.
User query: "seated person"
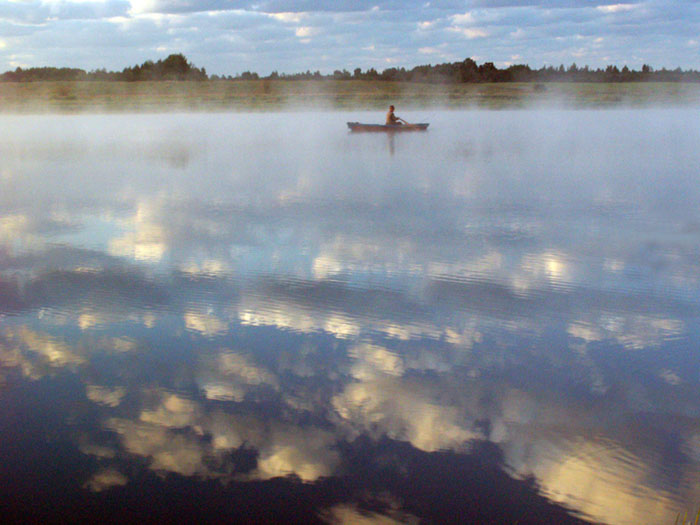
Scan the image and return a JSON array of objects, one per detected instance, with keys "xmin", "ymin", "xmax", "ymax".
[{"xmin": 386, "ymin": 105, "xmax": 406, "ymax": 125}]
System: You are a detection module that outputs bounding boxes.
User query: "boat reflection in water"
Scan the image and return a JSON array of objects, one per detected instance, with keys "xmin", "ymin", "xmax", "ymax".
[{"xmin": 1, "ymin": 111, "xmax": 700, "ymax": 523}]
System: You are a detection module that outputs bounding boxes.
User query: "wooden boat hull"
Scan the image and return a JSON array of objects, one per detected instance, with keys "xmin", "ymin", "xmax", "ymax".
[{"xmin": 347, "ymin": 122, "xmax": 429, "ymax": 132}]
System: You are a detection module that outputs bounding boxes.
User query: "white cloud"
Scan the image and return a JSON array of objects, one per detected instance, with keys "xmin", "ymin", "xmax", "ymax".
[
  {"xmin": 449, "ymin": 27, "xmax": 489, "ymax": 39},
  {"xmin": 295, "ymin": 26, "xmax": 318, "ymax": 38},
  {"xmin": 596, "ymin": 3, "xmax": 638, "ymax": 14},
  {"xmin": 127, "ymin": 0, "xmax": 161, "ymax": 15},
  {"xmin": 450, "ymin": 12, "xmax": 474, "ymax": 25},
  {"xmin": 269, "ymin": 12, "xmax": 305, "ymax": 23}
]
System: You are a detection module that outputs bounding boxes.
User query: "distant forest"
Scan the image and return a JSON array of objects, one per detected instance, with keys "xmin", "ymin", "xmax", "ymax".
[{"xmin": 2, "ymin": 53, "xmax": 700, "ymax": 83}]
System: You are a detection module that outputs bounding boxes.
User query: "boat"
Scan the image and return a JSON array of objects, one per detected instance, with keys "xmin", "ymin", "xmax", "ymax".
[{"xmin": 347, "ymin": 122, "xmax": 429, "ymax": 132}]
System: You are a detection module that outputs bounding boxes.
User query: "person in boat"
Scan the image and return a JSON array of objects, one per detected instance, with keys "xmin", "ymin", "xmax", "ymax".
[{"xmin": 386, "ymin": 105, "xmax": 407, "ymax": 125}]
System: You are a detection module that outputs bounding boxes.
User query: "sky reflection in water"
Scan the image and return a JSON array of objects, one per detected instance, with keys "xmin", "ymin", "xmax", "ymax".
[{"xmin": 1, "ymin": 110, "xmax": 700, "ymax": 524}]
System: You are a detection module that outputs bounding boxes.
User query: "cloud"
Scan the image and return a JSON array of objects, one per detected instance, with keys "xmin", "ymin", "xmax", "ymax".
[
  {"xmin": 333, "ymin": 376, "xmax": 477, "ymax": 452},
  {"xmin": 83, "ymin": 468, "xmax": 128, "ymax": 492},
  {"xmin": 0, "ymin": 214, "xmax": 37, "ymax": 245},
  {"xmin": 449, "ymin": 26, "xmax": 490, "ymax": 39},
  {"xmin": 237, "ymin": 279, "xmax": 479, "ymax": 344},
  {"xmin": 251, "ymin": 425, "xmax": 340, "ymax": 482},
  {"xmin": 139, "ymin": 393, "xmax": 200, "ymax": 428},
  {"xmin": 451, "ymin": 12, "xmax": 475, "ymax": 24},
  {"xmin": 348, "ymin": 343, "xmax": 405, "ymax": 380},
  {"xmin": 447, "ymin": 10, "xmax": 492, "ymax": 39},
  {"xmin": 0, "ymin": 0, "xmax": 697, "ymax": 73},
  {"xmin": 197, "ymin": 348, "xmax": 278, "ymax": 402},
  {"xmin": 86, "ymin": 384, "xmax": 127, "ymax": 407},
  {"xmin": 294, "ymin": 26, "xmax": 317, "ymax": 38},
  {"xmin": 107, "ymin": 418, "xmax": 213, "ymax": 476},
  {"xmin": 242, "ymin": 0, "xmax": 413, "ymax": 13},
  {"xmin": 502, "ymin": 434, "xmax": 681, "ymax": 525},
  {"xmin": 127, "ymin": 0, "xmax": 229, "ymax": 15},
  {"xmin": 238, "ymin": 296, "xmax": 361, "ymax": 339},
  {"xmin": 322, "ymin": 503, "xmax": 420, "ymax": 524},
  {"xmin": 0, "ymin": 0, "xmax": 129, "ymax": 24},
  {"xmin": 596, "ymin": 3, "xmax": 638, "ymax": 14},
  {"xmin": 184, "ymin": 310, "xmax": 229, "ymax": 337},
  {"xmin": 106, "ymin": 405, "xmax": 341, "ymax": 482},
  {"xmin": 268, "ymin": 12, "xmax": 304, "ymax": 23},
  {"xmin": 108, "ymin": 202, "xmax": 168, "ymax": 262},
  {"xmin": 1, "ymin": 326, "xmax": 86, "ymax": 379},
  {"xmin": 567, "ymin": 315, "xmax": 684, "ymax": 350}
]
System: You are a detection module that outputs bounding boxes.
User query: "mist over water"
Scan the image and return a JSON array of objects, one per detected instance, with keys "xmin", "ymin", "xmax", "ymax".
[{"xmin": 1, "ymin": 109, "xmax": 700, "ymax": 524}]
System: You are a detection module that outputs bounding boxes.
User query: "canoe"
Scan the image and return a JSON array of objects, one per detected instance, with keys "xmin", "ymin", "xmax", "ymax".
[{"xmin": 347, "ymin": 122, "xmax": 429, "ymax": 132}]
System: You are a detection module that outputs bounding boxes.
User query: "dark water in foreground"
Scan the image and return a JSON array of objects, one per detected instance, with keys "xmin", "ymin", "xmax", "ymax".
[{"xmin": 1, "ymin": 110, "xmax": 700, "ymax": 524}]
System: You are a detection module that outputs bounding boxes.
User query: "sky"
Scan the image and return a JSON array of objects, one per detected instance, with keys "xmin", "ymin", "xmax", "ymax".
[{"xmin": 0, "ymin": 0, "xmax": 699, "ymax": 75}]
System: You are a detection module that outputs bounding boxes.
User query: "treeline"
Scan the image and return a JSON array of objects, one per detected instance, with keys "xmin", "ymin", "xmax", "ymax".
[
  {"xmin": 2, "ymin": 54, "xmax": 700, "ymax": 83},
  {"xmin": 317, "ymin": 59, "xmax": 700, "ymax": 83},
  {"xmin": 212, "ymin": 61, "xmax": 700, "ymax": 83},
  {"xmin": 0, "ymin": 54, "xmax": 206, "ymax": 82}
]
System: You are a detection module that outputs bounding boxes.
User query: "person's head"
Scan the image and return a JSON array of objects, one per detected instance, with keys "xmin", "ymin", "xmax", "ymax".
[{"xmin": 389, "ymin": 105, "xmax": 395, "ymax": 111}]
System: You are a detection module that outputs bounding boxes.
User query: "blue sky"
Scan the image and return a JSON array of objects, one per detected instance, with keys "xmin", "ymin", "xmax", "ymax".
[{"xmin": 0, "ymin": 1, "xmax": 699, "ymax": 75}]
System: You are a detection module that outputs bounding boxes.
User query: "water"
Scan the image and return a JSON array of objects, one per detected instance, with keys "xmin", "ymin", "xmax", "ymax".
[{"xmin": 1, "ymin": 109, "xmax": 700, "ymax": 524}]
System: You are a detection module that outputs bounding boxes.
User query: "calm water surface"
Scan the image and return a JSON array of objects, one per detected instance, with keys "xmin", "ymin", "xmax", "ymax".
[{"xmin": 1, "ymin": 110, "xmax": 700, "ymax": 524}]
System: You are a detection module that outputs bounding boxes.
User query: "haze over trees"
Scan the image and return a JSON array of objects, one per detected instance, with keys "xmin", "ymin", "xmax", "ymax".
[{"xmin": 1, "ymin": 54, "xmax": 699, "ymax": 83}]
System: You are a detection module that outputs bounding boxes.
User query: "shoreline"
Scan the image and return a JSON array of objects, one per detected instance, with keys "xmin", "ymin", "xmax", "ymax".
[{"xmin": 1, "ymin": 80, "xmax": 700, "ymax": 113}]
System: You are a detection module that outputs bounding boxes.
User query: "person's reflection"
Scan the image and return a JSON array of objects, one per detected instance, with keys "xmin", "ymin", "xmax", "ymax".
[{"xmin": 388, "ymin": 133, "xmax": 395, "ymax": 156}]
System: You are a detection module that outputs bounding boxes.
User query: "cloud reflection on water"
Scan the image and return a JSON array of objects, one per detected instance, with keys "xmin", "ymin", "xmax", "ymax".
[{"xmin": 1, "ymin": 111, "xmax": 700, "ymax": 523}]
